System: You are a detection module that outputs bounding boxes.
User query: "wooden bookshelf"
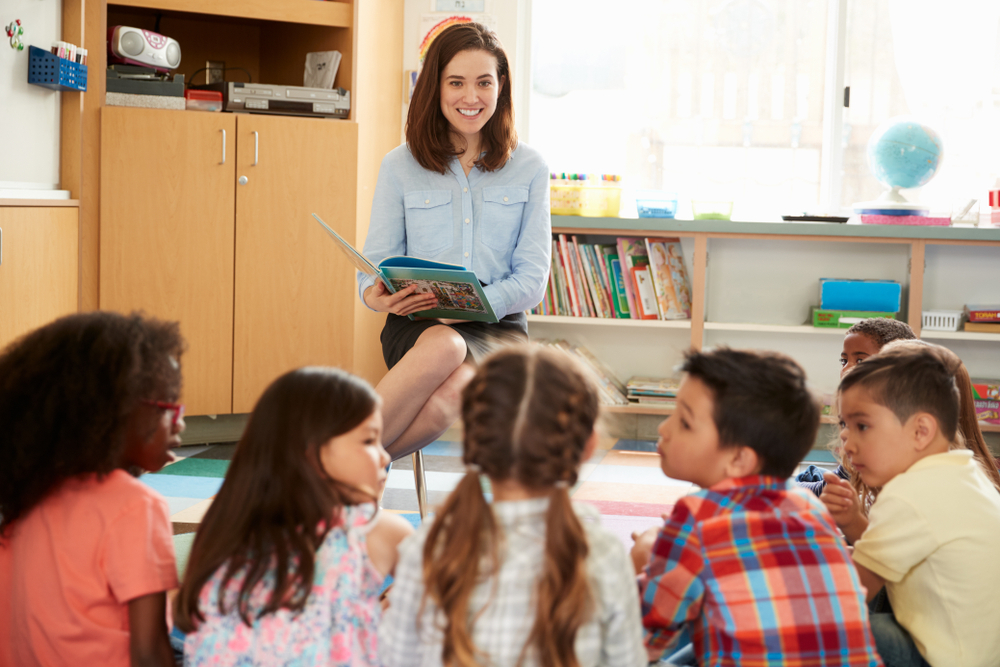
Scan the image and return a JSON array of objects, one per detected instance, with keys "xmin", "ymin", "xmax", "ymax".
[{"xmin": 108, "ymin": 0, "xmax": 352, "ymax": 27}]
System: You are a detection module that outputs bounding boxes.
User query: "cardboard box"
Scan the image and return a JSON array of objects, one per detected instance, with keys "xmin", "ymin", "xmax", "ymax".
[
  {"xmin": 975, "ymin": 399, "xmax": 1000, "ymax": 425},
  {"xmin": 812, "ymin": 308, "xmax": 896, "ymax": 328},
  {"xmin": 820, "ymin": 279, "xmax": 901, "ymax": 313}
]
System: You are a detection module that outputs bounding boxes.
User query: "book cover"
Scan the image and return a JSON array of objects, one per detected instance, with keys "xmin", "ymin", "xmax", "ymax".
[
  {"xmin": 606, "ymin": 253, "xmax": 631, "ymax": 318},
  {"xmin": 557, "ymin": 235, "xmax": 582, "ymax": 317},
  {"xmin": 630, "ymin": 266, "xmax": 659, "ymax": 319},
  {"xmin": 543, "ymin": 339, "xmax": 628, "ymax": 406},
  {"xmin": 592, "ymin": 245, "xmax": 616, "ymax": 318},
  {"xmin": 965, "ymin": 322, "xmax": 1000, "ymax": 333},
  {"xmin": 314, "ymin": 213, "xmax": 498, "ymax": 323},
  {"xmin": 575, "ymin": 239, "xmax": 605, "ymax": 318},
  {"xmin": 553, "ymin": 241, "xmax": 571, "ymax": 317},
  {"xmin": 644, "ymin": 238, "xmax": 691, "ymax": 320},
  {"xmin": 571, "ymin": 236, "xmax": 597, "ymax": 317},
  {"xmin": 615, "ymin": 237, "xmax": 646, "ymax": 319},
  {"xmin": 583, "ymin": 244, "xmax": 613, "ymax": 318},
  {"xmin": 966, "ymin": 305, "xmax": 1000, "ymax": 323},
  {"xmin": 626, "ymin": 376, "xmax": 681, "ymax": 397}
]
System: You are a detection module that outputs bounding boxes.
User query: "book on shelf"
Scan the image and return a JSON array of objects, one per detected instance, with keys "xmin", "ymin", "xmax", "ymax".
[
  {"xmin": 644, "ymin": 238, "xmax": 692, "ymax": 320},
  {"xmin": 538, "ymin": 339, "xmax": 629, "ymax": 406},
  {"xmin": 605, "ymin": 251, "xmax": 631, "ymax": 318},
  {"xmin": 314, "ymin": 213, "xmax": 497, "ymax": 322},
  {"xmin": 616, "ymin": 237, "xmax": 647, "ymax": 319},
  {"xmin": 630, "ymin": 266, "xmax": 660, "ymax": 319},
  {"xmin": 628, "ymin": 396, "xmax": 678, "ymax": 408},
  {"xmin": 557, "ymin": 235, "xmax": 583, "ymax": 317},
  {"xmin": 964, "ymin": 322, "xmax": 1000, "ymax": 333},
  {"xmin": 966, "ymin": 305, "xmax": 1000, "ymax": 323},
  {"xmin": 626, "ymin": 376, "xmax": 681, "ymax": 397}
]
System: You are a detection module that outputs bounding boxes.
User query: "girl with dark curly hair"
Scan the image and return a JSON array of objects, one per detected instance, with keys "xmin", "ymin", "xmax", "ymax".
[{"xmin": 0, "ymin": 310, "xmax": 186, "ymax": 667}]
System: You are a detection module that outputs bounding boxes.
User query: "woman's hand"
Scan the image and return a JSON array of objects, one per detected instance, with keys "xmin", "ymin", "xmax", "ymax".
[
  {"xmin": 364, "ymin": 281, "xmax": 438, "ymax": 316},
  {"xmin": 820, "ymin": 472, "xmax": 868, "ymax": 544}
]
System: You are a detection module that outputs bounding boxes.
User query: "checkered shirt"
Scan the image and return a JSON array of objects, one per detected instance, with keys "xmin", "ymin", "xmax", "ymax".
[
  {"xmin": 379, "ymin": 497, "xmax": 646, "ymax": 667},
  {"xmin": 639, "ymin": 475, "xmax": 883, "ymax": 667}
]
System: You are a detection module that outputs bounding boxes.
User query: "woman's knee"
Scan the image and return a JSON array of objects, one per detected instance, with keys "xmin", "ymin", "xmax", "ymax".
[{"xmin": 413, "ymin": 326, "xmax": 467, "ymax": 371}]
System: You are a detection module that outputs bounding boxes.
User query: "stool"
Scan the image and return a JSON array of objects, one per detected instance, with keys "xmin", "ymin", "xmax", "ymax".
[{"xmin": 412, "ymin": 450, "xmax": 428, "ymax": 519}]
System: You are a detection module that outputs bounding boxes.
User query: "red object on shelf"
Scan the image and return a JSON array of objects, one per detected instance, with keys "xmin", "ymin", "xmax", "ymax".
[{"xmin": 860, "ymin": 214, "xmax": 950, "ymax": 226}]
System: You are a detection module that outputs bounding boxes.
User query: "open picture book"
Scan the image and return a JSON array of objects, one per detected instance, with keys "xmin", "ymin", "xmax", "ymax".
[{"xmin": 313, "ymin": 213, "xmax": 499, "ymax": 323}]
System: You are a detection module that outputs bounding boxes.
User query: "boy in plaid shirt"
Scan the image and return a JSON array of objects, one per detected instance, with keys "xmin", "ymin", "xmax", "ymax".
[{"xmin": 634, "ymin": 348, "xmax": 882, "ymax": 667}]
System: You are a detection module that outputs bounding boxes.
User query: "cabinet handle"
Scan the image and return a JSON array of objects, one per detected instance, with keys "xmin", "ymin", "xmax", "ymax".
[
  {"xmin": 252, "ymin": 131, "xmax": 259, "ymax": 166},
  {"xmin": 220, "ymin": 129, "xmax": 226, "ymax": 165}
]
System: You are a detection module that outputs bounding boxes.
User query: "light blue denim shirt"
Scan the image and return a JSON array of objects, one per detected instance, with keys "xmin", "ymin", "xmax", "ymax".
[{"xmin": 359, "ymin": 142, "xmax": 551, "ymax": 321}]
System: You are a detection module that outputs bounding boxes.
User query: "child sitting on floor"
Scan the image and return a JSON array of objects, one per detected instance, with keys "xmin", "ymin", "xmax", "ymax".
[
  {"xmin": 380, "ymin": 346, "xmax": 646, "ymax": 667},
  {"xmin": 636, "ymin": 347, "xmax": 881, "ymax": 667},
  {"xmin": 838, "ymin": 344, "xmax": 1000, "ymax": 667},
  {"xmin": 0, "ymin": 311, "xmax": 186, "ymax": 667},
  {"xmin": 822, "ymin": 340, "xmax": 1000, "ymax": 545},
  {"xmin": 175, "ymin": 367, "xmax": 413, "ymax": 666},
  {"xmin": 796, "ymin": 318, "xmax": 916, "ymax": 497}
]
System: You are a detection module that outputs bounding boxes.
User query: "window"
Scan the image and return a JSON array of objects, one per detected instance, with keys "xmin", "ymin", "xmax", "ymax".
[{"xmin": 528, "ymin": 0, "xmax": 1000, "ymax": 220}]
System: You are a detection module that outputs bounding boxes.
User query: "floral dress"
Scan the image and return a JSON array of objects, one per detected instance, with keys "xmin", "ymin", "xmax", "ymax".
[{"xmin": 184, "ymin": 505, "xmax": 384, "ymax": 667}]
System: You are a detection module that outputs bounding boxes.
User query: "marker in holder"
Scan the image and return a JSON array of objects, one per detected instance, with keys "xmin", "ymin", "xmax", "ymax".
[{"xmin": 28, "ymin": 45, "xmax": 88, "ymax": 92}]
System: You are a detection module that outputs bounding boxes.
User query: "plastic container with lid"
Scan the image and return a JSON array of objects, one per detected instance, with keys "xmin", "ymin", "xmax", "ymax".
[
  {"xmin": 185, "ymin": 89, "xmax": 223, "ymax": 112},
  {"xmin": 549, "ymin": 173, "xmax": 621, "ymax": 217}
]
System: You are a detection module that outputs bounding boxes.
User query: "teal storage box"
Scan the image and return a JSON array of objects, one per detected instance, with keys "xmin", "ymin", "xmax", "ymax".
[{"xmin": 819, "ymin": 279, "xmax": 901, "ymax": 313}]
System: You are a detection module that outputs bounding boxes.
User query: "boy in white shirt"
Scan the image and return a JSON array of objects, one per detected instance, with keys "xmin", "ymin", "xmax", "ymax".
[{"xmin": 838, "ymin": 343, "xmax": 1000, "ymax": 667}]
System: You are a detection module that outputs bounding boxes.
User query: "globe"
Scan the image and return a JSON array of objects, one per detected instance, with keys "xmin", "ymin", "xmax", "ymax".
[{"xmin": 866, "ymin": 116, "xmax": 944, "ymax": 191}]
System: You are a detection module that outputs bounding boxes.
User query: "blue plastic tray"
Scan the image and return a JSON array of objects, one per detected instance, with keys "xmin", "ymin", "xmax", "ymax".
[{"xmin": 28, "ymin": 45, "xmax": 87, "ymax": 92}]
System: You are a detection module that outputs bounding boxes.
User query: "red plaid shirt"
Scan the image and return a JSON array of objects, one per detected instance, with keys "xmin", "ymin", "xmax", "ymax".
[{"xmin": 639, "ymin": 475, "xmax": 882, "ymax": 667}]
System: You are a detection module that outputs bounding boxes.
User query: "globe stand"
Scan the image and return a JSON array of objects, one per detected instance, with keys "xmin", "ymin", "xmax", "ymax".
[{"xmin": 853, "ymin": 186, "xmax": 930, "ymax": 217}]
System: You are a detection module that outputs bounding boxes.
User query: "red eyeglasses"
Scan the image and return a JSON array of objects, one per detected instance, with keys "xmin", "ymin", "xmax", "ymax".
[{"xmin": 142, "ymin": 399, "xmax": 185, "ymax": 428}]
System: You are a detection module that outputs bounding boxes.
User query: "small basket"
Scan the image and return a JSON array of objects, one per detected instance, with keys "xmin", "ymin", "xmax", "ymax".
[
  {"xmin": 28, "ymin": 45, "xmax": 88, "ymax": 92},
  {"xmin": 921, "ymin": 310, "xmax": 963, "ymax": 331}
]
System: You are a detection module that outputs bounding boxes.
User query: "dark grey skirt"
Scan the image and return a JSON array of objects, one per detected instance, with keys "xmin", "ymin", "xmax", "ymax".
[{"xmin": 380, "ymin": 312, "xmax": 528, "ymax": 369}]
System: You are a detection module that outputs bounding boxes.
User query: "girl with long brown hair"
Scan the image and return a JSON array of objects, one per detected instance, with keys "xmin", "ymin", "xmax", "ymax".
[
  {"xmin": 174, "ymin": 367, "xmax": 412, "ymax": 666},
  {"xmin": 379, "ymin": 346, "xmax": 645, "ymax": 667},
  {"xmin": 358, "ymin": 22, "xmax": 551, "ymax": 462}
]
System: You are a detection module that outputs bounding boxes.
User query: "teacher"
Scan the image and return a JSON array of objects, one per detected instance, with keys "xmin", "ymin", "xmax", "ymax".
[{"xmin": 358, "ymin": 22, "xmax": 551, "ymax": 461}]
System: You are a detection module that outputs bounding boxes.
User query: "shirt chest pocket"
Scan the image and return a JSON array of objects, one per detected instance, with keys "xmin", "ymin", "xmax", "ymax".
[
  {"xmin": 481, "ymin": 186, "xmax": 529, "ymax": 252},
  {"xmin": 404, "ymin": 190, "xmax": 454, "ymax": 257}
]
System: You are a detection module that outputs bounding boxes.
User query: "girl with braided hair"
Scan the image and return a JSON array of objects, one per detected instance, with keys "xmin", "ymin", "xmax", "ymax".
[{"xmin": 379, "ymin": 345, "xmax": 645, "ymax": 667}]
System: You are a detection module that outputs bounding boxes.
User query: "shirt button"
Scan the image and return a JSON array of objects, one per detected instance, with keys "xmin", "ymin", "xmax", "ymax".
[
  {"xmin": 464, "ymin": 187, "xmax": 468, "ymax": 193},
  {"xmin": 503, "ymin": 196, "xmax": 509, "ymax": 202},
  {"xmin": 424, "ymin": 199, "xmax": 430, "ymax": 204},
  {"xmin": 464, "ymin": 252, "xmax": 469, "ymax": 257},
  {"xmin": 465, "ymin": 218, "xmax": 470, "ymax": 224}
]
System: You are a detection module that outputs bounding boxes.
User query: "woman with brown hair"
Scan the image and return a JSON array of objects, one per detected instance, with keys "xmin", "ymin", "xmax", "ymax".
[
  {"xmin": 358, "ymin": 22, "xmax": 551, "ymax": 461},
  {"xmin": 379, "ymin": 346, "xmax": 645, "ymax": 667}
]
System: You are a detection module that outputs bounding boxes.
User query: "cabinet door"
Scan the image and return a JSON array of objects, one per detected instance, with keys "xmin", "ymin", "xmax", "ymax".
[
  {"xmin": 100, "ymin": 107, "xmax": 236, "ymax": 415},
  {"xmin": 232, "ymin": 115, "xmax": 358, "ymax": 413},
  {"xmin": 0, "ymin": 207, "xmax": 78, "ymax": 349}
]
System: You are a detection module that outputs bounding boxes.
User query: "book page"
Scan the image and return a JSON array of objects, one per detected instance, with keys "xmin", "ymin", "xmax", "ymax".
[{"xmin": 389, "ymin": 278, "xmax": 487, "ymax": 314}]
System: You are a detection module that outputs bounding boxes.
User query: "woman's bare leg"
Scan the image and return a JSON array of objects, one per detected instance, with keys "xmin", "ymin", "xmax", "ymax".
[
  {"xmin": 384, "ymin": 362, "xmax": 476, "ymax": 460},
  {"xmin": 376, "ymin": 325, "xmax": 468, "ymax": 448}
]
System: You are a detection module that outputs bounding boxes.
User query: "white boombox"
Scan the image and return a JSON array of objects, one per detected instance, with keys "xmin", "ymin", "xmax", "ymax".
[{"xmin": 107, "ymin": 26, "xmax": 181, "ymax": 72}]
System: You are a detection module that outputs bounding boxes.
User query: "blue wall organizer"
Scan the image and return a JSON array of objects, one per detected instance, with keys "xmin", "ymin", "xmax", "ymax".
[{"xmin": 28, "ymin": 45, "xmax": 87, "ymax": 92}]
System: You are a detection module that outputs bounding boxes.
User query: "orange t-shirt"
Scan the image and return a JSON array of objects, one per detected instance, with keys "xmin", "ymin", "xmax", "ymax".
[{"xmin": 0, "ymin": 469, "xmax": 178, "ymax": 667}]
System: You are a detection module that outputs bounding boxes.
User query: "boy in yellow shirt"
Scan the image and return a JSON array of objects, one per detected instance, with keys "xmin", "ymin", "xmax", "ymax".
[{"xmin": 838, "ymin": 344, "xmax": 1000, "ymax": 667}]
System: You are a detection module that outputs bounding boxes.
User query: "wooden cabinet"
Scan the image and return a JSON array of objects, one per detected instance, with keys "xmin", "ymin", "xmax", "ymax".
[
  {"xmin": 0, "ymin": 207, "xmax": 79, "ymax": 350},
  {"xmin": 100, "ymin": 107, "xmax": 357, "ymax": 415},
  {"xmin": 232, "ymin": 114, "xmax": 357, "ymax": 412}
]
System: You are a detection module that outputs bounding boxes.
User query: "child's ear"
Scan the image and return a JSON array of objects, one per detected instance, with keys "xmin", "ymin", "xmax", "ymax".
[
  {"xmin": 910, "ymin": 412, "xmax": 940, "ymax": 451},
  {"xmin": 581, "ymin": 429, "xmax": 599, "ymax": 463},
  {"xmin": 725, "ymin": 445, "xmax": 761, "ymax": 478}
]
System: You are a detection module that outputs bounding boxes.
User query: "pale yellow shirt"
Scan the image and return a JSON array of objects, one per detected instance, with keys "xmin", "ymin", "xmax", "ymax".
[{"xmin": 853, "ymin": 450, "xmax": 1000, "ymax": 667}]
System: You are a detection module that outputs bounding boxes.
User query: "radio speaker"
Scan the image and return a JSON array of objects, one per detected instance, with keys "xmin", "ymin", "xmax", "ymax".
[{"xmin": 108, "ymin": 26, "xmax": 181, "ymax": 72}]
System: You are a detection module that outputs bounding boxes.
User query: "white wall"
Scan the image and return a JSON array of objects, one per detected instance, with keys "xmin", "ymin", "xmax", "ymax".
[{"xmin": 0, "ymin": 0, "xmax": 63, "ymax": 189}]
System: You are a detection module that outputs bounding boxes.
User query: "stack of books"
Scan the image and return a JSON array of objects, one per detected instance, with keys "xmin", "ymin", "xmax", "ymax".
[
  {"xmin": 964, "ymin": 305, "xmax": 1000, "ymax": 333},
  {"xmin": 537, "ymin": 339, "xmax": 629, "ymax": 406},
  {"xmin": 531, "ymin": 235, "xmax": 692, "ymax": 321},
  {"xmin": 626, "ymin": 376, "xmax": 680, "ymax": 407}
]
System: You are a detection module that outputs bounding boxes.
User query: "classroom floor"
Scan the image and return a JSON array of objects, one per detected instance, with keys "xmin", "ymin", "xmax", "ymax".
[{"xmin": 146, "ymin": 430, "xmax": 839, "ymax": 551}]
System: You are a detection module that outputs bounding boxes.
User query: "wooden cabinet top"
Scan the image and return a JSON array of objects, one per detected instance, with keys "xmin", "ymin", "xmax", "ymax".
[{"xmin": 108, "ymin": 0, "xmax": 352, "ymax": 27}]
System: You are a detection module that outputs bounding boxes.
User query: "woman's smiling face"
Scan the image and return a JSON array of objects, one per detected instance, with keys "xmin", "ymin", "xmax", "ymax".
[{"xmin": 439, "ymin": 48, "xmax": 503, "ymax": 146}]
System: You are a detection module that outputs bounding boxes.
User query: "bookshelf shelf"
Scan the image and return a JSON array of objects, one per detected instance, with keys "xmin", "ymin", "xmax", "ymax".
[
  {"xmin": 919, "ymin": 331, "xmax": 1000, "ymax": 342},
  {"xmin": 704, "ymin": 322, "xmax": 847, "ymax": 336},
  {"xmin": 607, "ymin": 403, "xmax": 842, "ymax": 427},
  {"xmin": 108, "ymin": 0, "xmax": 352, "ymax": 27},
  {"xmin": 527, "ymin": 315, "xmax": 691, "ymax": 329}
]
